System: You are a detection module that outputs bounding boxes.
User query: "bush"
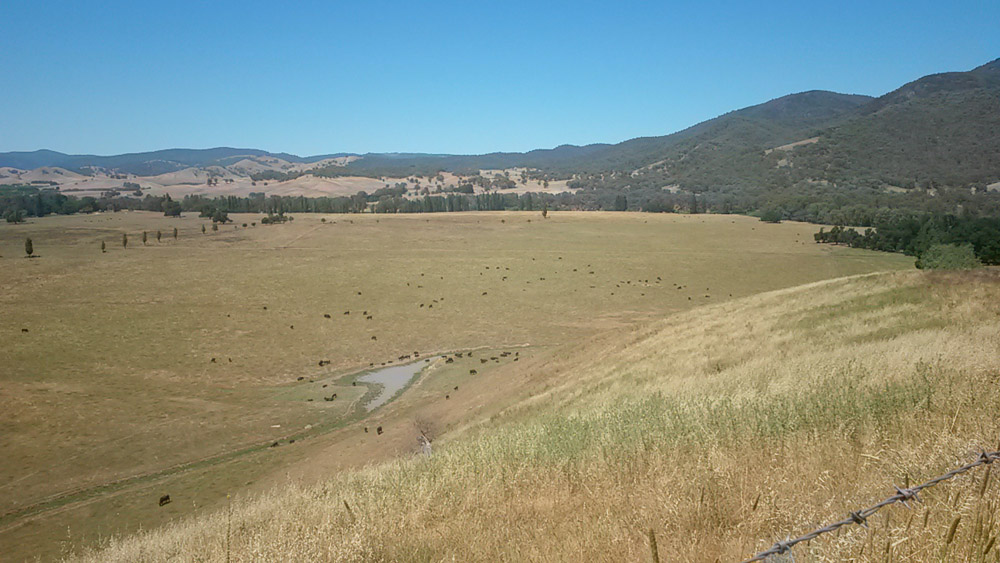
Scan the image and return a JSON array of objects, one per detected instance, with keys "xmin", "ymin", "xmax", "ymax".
[
  {"xmin": 915, "ymin": 243, "xmax": 982, "ymax": 270},
  {"xmin": 759, "ymin": 208, "xmax": 783, "ymax": 223},
  {"xmin": 5, "ymin": 209, "xmax": 26, "ymax": 223}
]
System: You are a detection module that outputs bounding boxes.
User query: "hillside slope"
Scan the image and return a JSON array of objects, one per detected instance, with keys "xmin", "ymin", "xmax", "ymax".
[
  {"xmin": 74, "ymin": 269, "xmax": 1000, "ymax": 561},
  {"xmin": 782, "ymin": 58, "xmax": 1000, "ymax": 188},
  {"xmin": 4, "ymin": 58, "xmax": 998, "ymax": 193}
]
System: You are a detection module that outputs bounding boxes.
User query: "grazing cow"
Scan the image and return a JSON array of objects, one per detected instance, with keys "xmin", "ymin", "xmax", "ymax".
[
  {"xmin": 324, "ymin": 313, "xmax": 331, "ymax": 318},
  {"xmin": 297, "ymin": 376, "xmax": 304, "ymax": 381},
  {"xmin": 454, "ymin": 386, "xmax": 458, "ymax": 390},
  {"xmin": 480, "ymin": 359, "xmax": 487, "ymax": 363},
  {"xmin": 364, "ymin": 427, "xmax": 368, "ymax": 433},
  {"xmin": 366, "ymin": 315, "xmax": 373, "ymax": 320},
  {"xmin": 352, "ymin": 381, "xmax": 357, "ymax": 386},
  {"xmin": 371, "ymin": 336, "xmax": 377, "ymax": 341},
  {"xmin": 344, "ymin": 311, "xmax": 350, "ymax": 315},
  {"xmin": 376, "ymin": 426, "xmax": 383, "ymax": 435},
  {"xmin": 21, "ymin": 328, "xmax": 28, "ymax": 333},
  {"xmin": 159, "ymin": 494, "xmax": 171, "ymax": 506},
  {"xmin": 445, "ymin": 357, "xmax": 454, "ymax": 364},
  {"xmin": 469, "ymin": 369, "xmax": 477, "ymax": 375},
  {"xmin": 211, "ymin": 358, "xmax": 216, "ymax": 363},
  {"xmin": 445, "ymin": 395, "xmax": 450, "ymax": 399},
  {"xmin": 270, "ymin": 442, "xmax": 279, "ymax": 447}
]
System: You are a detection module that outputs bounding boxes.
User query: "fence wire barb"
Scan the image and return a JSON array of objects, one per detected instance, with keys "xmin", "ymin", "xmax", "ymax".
[{"xmin": 740, "ymin": 449, "xmax": 999, "ymax": 562}]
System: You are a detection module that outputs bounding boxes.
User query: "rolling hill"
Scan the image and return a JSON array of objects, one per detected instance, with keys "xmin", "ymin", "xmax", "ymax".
[{"xmin": 2, "ymin": 58, "xmax": 998, "ymax": 192}]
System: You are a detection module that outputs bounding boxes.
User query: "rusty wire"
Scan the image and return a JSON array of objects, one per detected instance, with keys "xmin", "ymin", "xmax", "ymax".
[{"xmin": 740, "ymin": 450, "xmax": 1000, "ymax": 562}]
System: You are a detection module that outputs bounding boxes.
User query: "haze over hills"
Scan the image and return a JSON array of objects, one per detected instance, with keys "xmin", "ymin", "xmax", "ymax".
[{"xmin": 1, "ymin": 58, "xmax": 998, "ymax": 193}]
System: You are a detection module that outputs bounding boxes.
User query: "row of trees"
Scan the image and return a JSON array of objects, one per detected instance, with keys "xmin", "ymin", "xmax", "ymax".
[{"xmin": 814, "ymin": 214, "xmax": 1000, "ymax": 264}]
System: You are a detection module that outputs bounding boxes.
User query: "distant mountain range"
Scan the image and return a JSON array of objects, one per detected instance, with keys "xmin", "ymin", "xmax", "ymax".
[{"xmin": 2, "ymin": 58, "xmax": 998, "ymax": 190}]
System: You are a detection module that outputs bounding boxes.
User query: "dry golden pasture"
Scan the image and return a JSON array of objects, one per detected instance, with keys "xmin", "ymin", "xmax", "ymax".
[
  {"xmin": 0, "ymin": 210, "xmax": 910, "ymax": 560},
  {"xmin": 75, "ymin": 269, "xmax": 1000, "ymax": 563}
]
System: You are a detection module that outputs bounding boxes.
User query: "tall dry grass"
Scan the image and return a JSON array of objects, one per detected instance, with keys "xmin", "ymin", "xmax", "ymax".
[{"xmin": 72, "ymin": 270, "xmax": 1000, "ymax": 561}]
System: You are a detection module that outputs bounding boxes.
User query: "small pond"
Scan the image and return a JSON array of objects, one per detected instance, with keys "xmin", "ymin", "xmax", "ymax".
[{"xmin": 358, "ymin": 357, "xmax": 438, "ymax": 411}]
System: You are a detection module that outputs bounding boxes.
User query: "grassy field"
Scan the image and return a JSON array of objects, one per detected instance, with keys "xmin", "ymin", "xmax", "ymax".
[
  {"xmin": 0, "ymin": 210, "xmax": 911, "ymax": 560},
  {"xmin": 70, "ymin": 269, "xmax": 1000, "ymax": 562}
]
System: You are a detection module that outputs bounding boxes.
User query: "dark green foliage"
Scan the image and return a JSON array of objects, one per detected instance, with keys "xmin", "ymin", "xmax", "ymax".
[
  {"xmin": 759, "ymin": 208, "xmax": 783, "ymax": 223},
  {"xmin": 613, "ymin": 195, "xmax": 627, "ymax": 211},
  {"xmin": 24, "ymin": 237, "xmax": 32, "ymax": 257},
  {"xmin": 211, "ymin": 223, "xmax": 218, "ymax": 232},
  {"xmin": 249, "ymin": 170, "xmax": 304, "ymax": 183},
  {"xmin": 162, "ymin": 193, "xmax": 182, "ymax": 217},
  {"xmin": 142, "ymin": 231, "xmax": 147, "ymax": 245},
  {"xmin": 5, "ymin": 209, "xmax": 26, "ymax": 223},
  {"xmin": 915, "ymin": 243, "xmax": 982, "ymax": 269},
  {"xmin": 815, "ymin": 214, "xmax": 1000, "ymax": 265},
  {"xmin": 261, "ymin": 213, "xmax": 289, "ymax": 224}
]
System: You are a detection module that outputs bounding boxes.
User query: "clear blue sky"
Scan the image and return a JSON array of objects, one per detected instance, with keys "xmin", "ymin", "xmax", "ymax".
[{"xmin": 1, "ymin": 0, "xmax": 997, "ymax": 156}]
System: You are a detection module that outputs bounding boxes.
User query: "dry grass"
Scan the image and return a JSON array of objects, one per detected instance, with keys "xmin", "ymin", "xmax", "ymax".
[{"xmin": 68, "ymin": 269, "xmax": 1000, "ymax": 562}]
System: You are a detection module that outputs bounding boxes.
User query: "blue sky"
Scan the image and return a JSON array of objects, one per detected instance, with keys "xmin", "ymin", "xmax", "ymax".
[{"xmin": 1, "ymin": 0, "xmax": 997, "ymax": 156}]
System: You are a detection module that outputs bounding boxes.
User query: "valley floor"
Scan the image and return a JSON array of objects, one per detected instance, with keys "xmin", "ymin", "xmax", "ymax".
[
  {"xmin": 73, "ymin": 268, "xmax": 1000, "ymax": 562},
  {"xmin": 0, "ymin": 211, "xmax": 913, "ymax": 560}
]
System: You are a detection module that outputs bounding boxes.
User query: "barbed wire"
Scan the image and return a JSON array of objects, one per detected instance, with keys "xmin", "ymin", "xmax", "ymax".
[{"xmin": 740, "ymin": 449, "xmax": 1000, "ymax": 562}]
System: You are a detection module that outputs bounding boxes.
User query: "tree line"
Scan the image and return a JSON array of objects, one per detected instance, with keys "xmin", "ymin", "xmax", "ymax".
[{"xmin": 814, "ymin": 214, "xmax": 1000, "ymax": 265}]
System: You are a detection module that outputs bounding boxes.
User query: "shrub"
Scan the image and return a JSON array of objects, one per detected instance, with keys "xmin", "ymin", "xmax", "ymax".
[
  {"xmin": 915, "ymin": 243, "xmax": 982, "ymax": 270},
  {"xmin": 759, "ymin": 208, "xmax": 783, "ymax": 223}
]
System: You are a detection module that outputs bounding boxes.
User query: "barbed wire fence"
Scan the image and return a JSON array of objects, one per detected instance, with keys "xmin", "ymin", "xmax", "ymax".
[{"xmin": 739, "ymin": 449, "xmax": 1000, "ymax": 562}]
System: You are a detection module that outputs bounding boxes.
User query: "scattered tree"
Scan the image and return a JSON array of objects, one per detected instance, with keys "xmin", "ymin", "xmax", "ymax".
[
  {"xmin": 542, "ymin": 200, "xmax": 549, "ymax": 219},
  {"xmin": 173, "ymin": 227, "xmax": 178, "ymax": 239},
  {"xmin": 759, "ymin": 208, "xmax": 783, "ymax": 223},
  {"xmin": 212, "ymin": 223, "xmax": 218, "ymax": 232},
  {"xmin": 202, "ymin": 224, "xmax": 206, "ymax": 234},
  {"xmin": 142, "ymin": 231, "xmax": 148, "ymax": 245},
  {"xmin": 156, "ymin": 230, "xmax": 162, "ymax": 242},
  {"xmin": 5, "ymin": 209, "xmax": 26, "ymax": 224},
  {"xmin": 101, "ymin": 240, "xmax": 106, "ymax": 253},
  {"xmin": 162, "ymin": 194, "xmax": 182, "ymax": 217},
  {"xmin": 24, "ymin": 237, "xmax": 33, "ymax": 257},
  {"xmin": 122, "ymin": 233, "xmax": 128, "ymax": 249}
]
